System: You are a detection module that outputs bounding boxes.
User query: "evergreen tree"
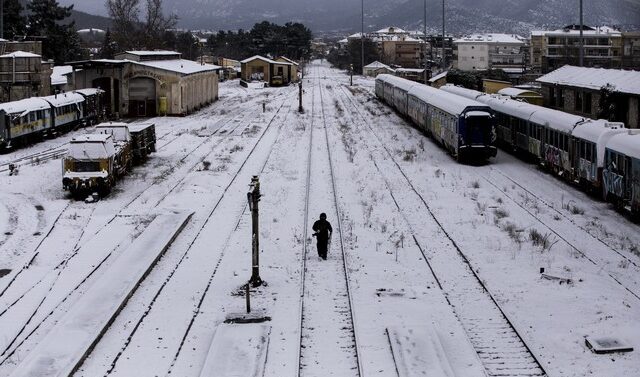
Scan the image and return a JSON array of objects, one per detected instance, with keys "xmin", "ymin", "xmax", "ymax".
[
  {"xmin": 100, "ymin": 29, "xmax": 117, "ymax": 59},
  {"xmin": 2, "ymin": 0, "xmax": 26, "ymax": 40},
  {"xmin": 26, "ymin": 0, "xmax": 83, "ymax": 63}
]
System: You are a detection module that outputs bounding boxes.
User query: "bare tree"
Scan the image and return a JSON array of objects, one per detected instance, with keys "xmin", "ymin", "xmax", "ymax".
[
  {"xmin": 106, "ymin": 0, "xmax": 176, "ymax": 51},
  {"xmin": 142, "ymin": 0, "xmax": 177, "ymax": 49}
]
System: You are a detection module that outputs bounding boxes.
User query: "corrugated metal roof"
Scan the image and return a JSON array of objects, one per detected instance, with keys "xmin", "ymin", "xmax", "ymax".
[{"xmin": 536, "ymin": 65, "xmax": 640, "ymax": 95}]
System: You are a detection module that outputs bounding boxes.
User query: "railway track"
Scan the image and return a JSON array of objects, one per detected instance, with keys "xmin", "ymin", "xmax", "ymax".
[
  {"xmin": 0, "ymin": 90, "xmax": 295, "ymax": 370},
  {"xmin": 98, "ymin": 91, "xmax": 296, "ymax": 376},
  {"xmin": 329, "ymin": 77, "xmax": 547, "ymax": 377},
  {"xmin": 478, "ymin": 166, "xmax": 640, "ymax": 302},
  {"xmin": 295, "ymin": 69, "xmax": 362, "ymax": 377},
  {"xmin": 164, "ymin": 87, "xmax": 299, "ymax": 376}
]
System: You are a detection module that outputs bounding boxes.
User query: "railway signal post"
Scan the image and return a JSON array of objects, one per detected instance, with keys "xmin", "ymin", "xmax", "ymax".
[
  {"xmin": 247, "ymin": 176, "xmax": 263, "ymax": 287},
  {"xmin": 350, "ymin": 64, "xmax": 354, "ymax": 86},
  {"xmin": 298, "ymin": 81, "xmax": 303, "ymax": 113}
]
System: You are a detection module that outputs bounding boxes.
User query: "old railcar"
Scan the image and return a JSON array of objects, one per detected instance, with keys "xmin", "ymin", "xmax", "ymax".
[
  {"xmin": 602, "ymin": 130, "xmax": 640, "ymax": 218},
  {"xmin": 376, "ymin": 75, "xmax": 496, "ymax": 161},
  {"xmin": 409, "ymin": 85, "xmax": 496, "ymax": 161},
  {"xmin": 571, "ymin": 120, "xmax": 626, "ymax": 191},
  {"xmin": 95, "ymin": 123, "xmax": 134, "ymax": 173},
  {"xmin": 74, "ymin": 88, "xmax": 105, "ymax": 125},
  {"xmin": 96, "ymin": 122, "xmax": 156, "ymax": 164},
  {"xmin": 62, "ymin": 134, "xmax": 129, "ymax": 196},
  {"xmin": 126, "ymin": 123, "xmax": 156, "ymax": 163},
  {"xmin": 41, "ymin": 92, "xmax": 86, "ymax": 134},
  {"xmin": 0, "ymin": 98, "xmax": 53, "ymax": 151}
]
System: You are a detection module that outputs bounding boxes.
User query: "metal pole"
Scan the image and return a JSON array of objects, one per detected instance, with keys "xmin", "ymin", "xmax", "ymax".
[
  {"xmin": 298, "ymin": 81, "xmax": 303, "ymax": 113},
  {"xmin": 424, "ymin": 0, "xmax": 428, "ymax": 83},
  {"xmin": 1, "ymin": 0, "xmax": 4, "ymax": 40},
  {"xmin": 350, "ymin": 64, "xmax": 353, "ymax": 86},
  {"xmin": 361, "ymin": 0, "xmax": 365, "ymax": 74},
  {"xmin": 579, "ymin": 0, "xmax": 584, "ymax": 67},
  {"xmin": 249, "ymin": 176, "xmax": 262, "ymax": 287},
  {"xmin": 245, "ymin": 284, "xmax": 251, "ymax": 313},
  {"xmin": 442, "ymin": 0, "xmax": 446, "ymax": 72}
]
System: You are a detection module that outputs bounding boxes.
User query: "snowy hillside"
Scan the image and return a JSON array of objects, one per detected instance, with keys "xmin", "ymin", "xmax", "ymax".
[{"xmin": 60, "ymin": 0, "xmax": 640, "ymax": 33}]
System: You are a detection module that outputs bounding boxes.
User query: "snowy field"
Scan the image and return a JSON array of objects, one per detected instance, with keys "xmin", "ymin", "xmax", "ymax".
[{"xmin": 0, "ymin": 60, "xmax": 639, "ymax": 377}]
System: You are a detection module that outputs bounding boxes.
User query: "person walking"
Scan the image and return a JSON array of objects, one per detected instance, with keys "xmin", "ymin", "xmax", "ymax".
[{"xmin": 312, "ymin": 213, "xmax": 333, "ymax": 260}]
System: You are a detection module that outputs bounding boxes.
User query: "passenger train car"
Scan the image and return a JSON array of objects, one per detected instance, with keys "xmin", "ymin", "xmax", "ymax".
[
  {"xmin": 375, "ymin": 74, "xmax": 496, "ymax": 161},
  {"xmin": 440, "ymin": 84, "xmax": 639, "ymax": 218},
  {"xmin": 0, "ymin": 89, "xmax": 104, "ymax": 152}
]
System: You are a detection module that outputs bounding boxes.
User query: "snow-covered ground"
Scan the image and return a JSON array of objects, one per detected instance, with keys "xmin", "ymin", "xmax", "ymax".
[{"xmin": 0, "ymin": 61, "xmax": 639, "ymax": 377}]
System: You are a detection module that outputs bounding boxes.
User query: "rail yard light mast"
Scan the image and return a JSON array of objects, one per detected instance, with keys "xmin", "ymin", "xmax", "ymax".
[{"xmin": 247, "ymin": 176, "xmax": 263, "ymax": 287}]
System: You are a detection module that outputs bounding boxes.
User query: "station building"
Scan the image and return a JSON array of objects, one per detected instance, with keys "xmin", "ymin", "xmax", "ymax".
[{"xmin": 69, "ymin": 51, "xmax": 221, "ymax": 117}]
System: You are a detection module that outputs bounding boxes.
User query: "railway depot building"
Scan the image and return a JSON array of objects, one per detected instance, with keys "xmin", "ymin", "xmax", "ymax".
[
  {"xmin": 537, "ymin": 65, "xmax": 640, "ymax": 129},
  {"xmin": 69, "ymin": 51, "xmax": 221, "ymax": 117},
  {"xmin": 240, "ymin": 55, "xmax": 298, "ymax": 86}
]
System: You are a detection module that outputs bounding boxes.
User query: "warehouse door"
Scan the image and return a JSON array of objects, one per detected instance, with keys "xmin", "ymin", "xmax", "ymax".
[{"xmin": 129, "ymin": 77, "xmax": 156, "ymax": 117}]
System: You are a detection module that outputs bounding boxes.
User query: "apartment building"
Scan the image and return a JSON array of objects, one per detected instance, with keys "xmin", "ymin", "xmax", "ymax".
[
  {"xmin": 453, "ymin": 34, "xmax": 525, "ymax": 72},
  {"xmin": 530, "ymin": 25, "xmax": 623, "ymax": 73}
]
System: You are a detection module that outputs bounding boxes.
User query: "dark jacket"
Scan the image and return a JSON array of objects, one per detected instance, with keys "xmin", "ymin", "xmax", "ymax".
[{"xmin": 312, "ymin": 219, "xmax": 333, "ymax": 241}]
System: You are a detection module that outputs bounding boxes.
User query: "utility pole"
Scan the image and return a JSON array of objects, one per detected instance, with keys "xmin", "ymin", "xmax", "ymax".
[
  {"xmin": 1, "ymin": 0, "xmax": 4, "ymax": 40},
  {"xmin": 442, "ymin": 0, "xmax": 446, "ymax": 72},
  {"xmin": 361, "ymin": 0, "xmax": 365, "ymax": 74},
  {"xmin": 579, "ymin": 0, "xmax": 584, "ymax": 66},
  {"xmin": 247, "ymin": 176, "xmax": 263, "ymax": 287},
  {"xmin": 424, "ymin": 0, "xmax": 428, "ymax": 83}
]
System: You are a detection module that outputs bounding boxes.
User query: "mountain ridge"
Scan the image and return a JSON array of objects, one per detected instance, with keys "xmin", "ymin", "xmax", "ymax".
[{"xmin": 59, "ymin": 0, "xmax": 640, "ymax": 34}]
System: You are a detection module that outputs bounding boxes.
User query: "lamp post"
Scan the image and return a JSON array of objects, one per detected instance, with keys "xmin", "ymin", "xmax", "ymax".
[{"xmin": 247, "ymin": 176, "xmax": 263, "ymax": 287}]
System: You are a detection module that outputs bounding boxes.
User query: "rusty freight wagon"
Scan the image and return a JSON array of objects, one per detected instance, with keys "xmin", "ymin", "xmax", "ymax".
[
  {"xmin": 96, "ymin": 122, "xmax": 156, "ymax": 163},
  {"xmin": 62, "ymin": 134, "xmax": 131, "ymax": 197}
]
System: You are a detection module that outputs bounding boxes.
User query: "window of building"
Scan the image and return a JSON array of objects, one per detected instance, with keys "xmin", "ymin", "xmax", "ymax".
[{"xmin": 584, "ymin": 92, "xmax": 592, "ymax": 113}]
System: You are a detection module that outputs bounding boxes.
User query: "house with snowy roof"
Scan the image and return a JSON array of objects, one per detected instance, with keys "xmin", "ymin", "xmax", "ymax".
[
  {"xmin": 68, "ymin": 50, "xmax": 222, "ymax": 117},
  {"xmin": 536, "ymin": 65, "xmax": 640, "ymax": 129},
  {"xmin": 240, "ymin": 55, "xmax": 298, "ymax": 87},
  {"xmin": 363, "ymin": 61, "xmax": 394, "ymax": 77}
]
